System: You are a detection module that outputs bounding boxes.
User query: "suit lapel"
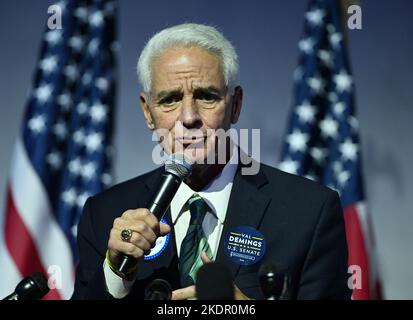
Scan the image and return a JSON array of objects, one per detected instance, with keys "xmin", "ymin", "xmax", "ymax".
[{"xmin": 216, "ymin": 160, "xmax": 271, "ymax": 278}]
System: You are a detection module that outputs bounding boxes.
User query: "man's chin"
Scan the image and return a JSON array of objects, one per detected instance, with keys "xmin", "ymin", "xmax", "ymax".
[{"xmin": 179, "ymin": 146, "xmax": 217, "ymax": 166}]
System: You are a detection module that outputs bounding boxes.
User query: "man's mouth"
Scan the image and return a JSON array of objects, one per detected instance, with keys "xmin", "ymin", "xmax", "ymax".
[{"xmin": 176, "ymin": 136, "xmax": 207, "ymax": 147}]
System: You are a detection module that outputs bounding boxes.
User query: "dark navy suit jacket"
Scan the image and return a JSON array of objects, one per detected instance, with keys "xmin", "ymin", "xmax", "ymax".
[{"xmin": 71, "ymin": 161, "xmax": 351, "ymax": 300}]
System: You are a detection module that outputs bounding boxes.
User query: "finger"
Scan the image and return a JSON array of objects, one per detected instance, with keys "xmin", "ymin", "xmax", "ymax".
[
  {"xmin": 122, "ymin": 208, "xmax": 151, "ymax": 221},
  {"xmin": 234, "ymin": 283, "xmax": 251, "ymax": 300},
  {"xmin": 122, "ymin": 209, "xmax": 162, "ymax": 236},
  {"xmin": 200, "ymin": 252, "xmax": 212, "ymax": 264},
  {"xmin": 113, "ymin": 228, "xmax": 152, "ymax": 251},
  {"xmin": 171, "ymin": 285, "xmax": 196, "ymax": 300},
  {"xmin": 113, "ymin": 220, "xmax": 157, "ymax": 245},
  {"xmin": 108, "ymin": 237, "xmax": 145, "ymax": 260},
  {"xmin": 159, "ymin": 222, "xmax": 171, "ymax": 236}
]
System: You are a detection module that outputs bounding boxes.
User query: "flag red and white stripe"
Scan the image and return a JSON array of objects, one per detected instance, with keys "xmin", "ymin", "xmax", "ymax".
[
  {"xmin": 344, "ymin": 202, "xmax": 381, "ymax": 299},
  {"xmin": 0, "ymin": 139, "xmax": 75, "ymax": 299},
  {"xmin": 0, "ymin": 0, "xmax": 117, "ymax": 300}
]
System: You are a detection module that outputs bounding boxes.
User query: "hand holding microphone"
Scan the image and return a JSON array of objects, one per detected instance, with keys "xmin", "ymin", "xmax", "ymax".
[
  {"xmin": 107, "ymin": 208, "xmax": 171, "ymax": 278},
  {"xmin": 107, "ymin": 154, "xmax": 192, "ymax": 278}
]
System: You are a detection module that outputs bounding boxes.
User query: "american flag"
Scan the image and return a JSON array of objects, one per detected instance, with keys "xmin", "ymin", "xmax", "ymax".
[
  {"xmin": 0, "ymin": 0, "xmax": 117, "ymax": 299},
  {"xmin": 279, "ymin": 0, "xmax": 381, "ymax": 299}
]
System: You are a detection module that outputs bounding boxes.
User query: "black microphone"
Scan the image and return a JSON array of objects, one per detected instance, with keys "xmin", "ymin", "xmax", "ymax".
[
  {"xmin": 115, "ymin": 153, "xmax": 192, "ymax": 276},
  {"xmin": 3, "ymin": 272, "xmax": 49, "ymax": 300},
  {"xmin": 144, "ymin": 279, "xmax": 172, "ymax": 300},
  {"xmin": 196, "ymin": 263, "xmax": 234, "ymax": 300},
  {"xmin": 258, "ymin": 263, "xmax": 290, "ymax": 300}
]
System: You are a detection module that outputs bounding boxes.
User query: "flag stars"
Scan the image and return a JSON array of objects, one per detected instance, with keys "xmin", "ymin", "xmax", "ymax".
[
  {"xmin": 28, "ymin": 115, "xmax": 46, "ymax": 134},
  {"xmin": 102, "ymin": 173, "xmax": 112, "ymax": 186},
  {"xmin": 82, "ymin": 72, "xmax": 92, "ymax": 86},
  {"xmin": 306, "ymin": 8, "xmax": 325, "ymax": 26},
  {"xmin": 73, "ymin": 129, "xmax": 86, "ymax": 145},
  {"xmin": 310, "ymin": 147, "xmax": 328, "ymax": 165},
  {"xmin": 54, "ymin": 0, "xmax": 67, "ymax": 11},
  {"xmin": 89, "ymin": 11, "xmax": 104, "ymax": 27},
  {"xmin": 330, "ymin": 32, "xmax": 343, "ymax": 48},
  {"xmin": 88, "ymin": 38, "xmax": 100, "ymax": 54},
  {"xmin": 57, "ymin": 92, "xmax": 72, "ymax": 111},
  {"xmin": 328, "ymin": 92, "xmax": 338, "ymax": 103},
  {"xmin": 339, "ymin": 139, "xmax": 359, "ymax": 161},
  {"xmin": 64, "ymin": 64, "xmax": 79, "ymax": 82},
  {"xmin": 77, "ymin": 101, "xmax": 88, "ymax": 115},
  {"xmin": 74, "ymin": 6, "xmax": 88, "ymax": 22},
  {"xmin": 320, "ymin": 116, "xmax": 339, "ymax": 139},
  {"xmin": 337, "ymin": 171, "xmax": 350, "ymax": 187},
  {"xmin": 44, "ymin": 30, "xmax": 62, "ymax": 45},
  {"xmin": 39, "ymin": 55, "xmax": 58, "ymax": 74},
  {"xmin": 334, "ymin": 70, "xmax": 353, "ymax": 93},
  {"xmin": 279, "ymin": 158, "xmax": 299, "ymax": 175},
  {"xmin": 85, "ymin": 132, "xmax": 103, "ymax": 152},
  {"xmin": 77, "ymin": 192, "xmax": 90, "ymax": 209},
  {"xmin": 296, "ymin": 101, "xmax": 316, "ymax": 124},
  {"xmin": 318, "ymin": 50, "xmax": 334, "ymax": 68},
  {"xmin": 62, "ymin": 188, "xmax": 77, "ymax": 207},
  {"xmin": 81, "ymin": 162, "xmax": 97, "ymax": 180},
  {"xmin": 95, "ymin": 77, "xmax": 110, "ymax": 92},
  {"xmin": 68, "ymin": 157, "xmax": 82, "ymax": 175},
  {"xmin": 348, "ymin": 116, "xmax": 359, "ymax": 131},
  {"xmin": 34, "ymin": 84, "xmax": 53, "ymax": 104},
  {"xmin": 53, "ymin": 121, "xmax": 68, "ymax": 140},
  {"xmin": 333, "ymin": 161, "xmax": 343, "ymax": 174},
  {"xmin": 287, "ymin": 130, "xmax": 309, "ymax": 153},
  {"xmin": 334, "ymin": 102, "xmax": 346, "ymax": 116},
  {"xmin": 46, "ymin": 151, "xmax": 62, "ymax": 170},
  {"xmin": 298, "ymin": 37, "xmax": 315, "ymax": 54},
  {"xmin": 68, "ymin": 36, "xmax": 84, "ymax": 52},
  {"xmin": 90, "ymin": 103, "xmax": 108, "ymax": 123},
  {"xmin": 307, "ymin": 75, "xmax": 325, "ymax": 95}
]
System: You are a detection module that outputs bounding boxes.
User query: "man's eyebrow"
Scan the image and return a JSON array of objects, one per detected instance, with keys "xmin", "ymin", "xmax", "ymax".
[
  {"xmin": 193, "ymin": 86, "xmax": 222, "ymax": 95},
  {"xmin": 155, "ymin": 89, "xmax": 183, "ymax": 100}
]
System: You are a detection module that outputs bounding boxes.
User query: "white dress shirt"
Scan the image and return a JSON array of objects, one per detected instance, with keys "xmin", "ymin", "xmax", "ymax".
[{"xmin": 104, "ymin": 148, "xmax": 239, "ymax": 298}]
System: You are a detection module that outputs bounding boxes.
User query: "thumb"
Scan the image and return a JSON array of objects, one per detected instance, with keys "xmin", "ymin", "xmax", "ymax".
[{"xmin": 159, "ymin": 222, "xmax": 171, "ymax": 236}]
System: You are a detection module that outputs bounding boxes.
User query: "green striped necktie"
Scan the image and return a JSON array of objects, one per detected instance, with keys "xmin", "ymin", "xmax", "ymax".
[{"xmin": 178, "ymin": 194, "xmax": 213, "ymax": 287}]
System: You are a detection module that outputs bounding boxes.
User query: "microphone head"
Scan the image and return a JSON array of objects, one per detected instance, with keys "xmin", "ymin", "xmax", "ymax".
[
  {"xmin": 196, "ymin": 263, "xmax": 234, "ymax": 300},
  {"xmin": 164, "ymin": 153, "xmax": 192, "ymax": 179},
  {"xmin": 258, "ymin": 263, "xmax": 289, "ymax": 299},
  {"xmin": 145, "ymin": 279, "xmax": 172, "ymax": 300},
  {"xmin": 15, "ymin": 272, "xmax": 49, "ymax": 300}
]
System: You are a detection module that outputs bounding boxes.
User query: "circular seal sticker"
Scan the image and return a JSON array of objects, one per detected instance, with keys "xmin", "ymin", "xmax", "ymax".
[
  {"xmin": 224, "ymin": 226, "xmax": 266, "ymax": 265},
  {"xmin": 144, "ymin": 218, "xmax": 170, "ymax": 261}
]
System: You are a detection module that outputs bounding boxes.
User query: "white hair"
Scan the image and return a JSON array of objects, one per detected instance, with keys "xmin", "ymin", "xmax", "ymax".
[{"xmin": 137, "ymin": 23, "xmax": 239, "ymax": 96}]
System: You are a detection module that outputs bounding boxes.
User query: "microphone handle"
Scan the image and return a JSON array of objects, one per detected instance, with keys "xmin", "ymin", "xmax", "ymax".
[{"xmin": 115, "ymin": 173, "xmax": 181, "ymax": 276}]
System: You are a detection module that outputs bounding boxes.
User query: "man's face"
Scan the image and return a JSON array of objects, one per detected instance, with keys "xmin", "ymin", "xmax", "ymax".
[{"xmin": 140, "ymin": 46, "xmax": 242, "ymax": 164}]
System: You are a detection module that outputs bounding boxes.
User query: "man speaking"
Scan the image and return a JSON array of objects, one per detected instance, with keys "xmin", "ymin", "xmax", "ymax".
[{"xmin": 71, "ymin": 23, "xmax": 351, "ymax": 300}]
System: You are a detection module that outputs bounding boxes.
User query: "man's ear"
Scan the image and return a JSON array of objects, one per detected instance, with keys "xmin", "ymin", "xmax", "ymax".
[
  {"xmin": 140, "ymin": 93, "xmax": 155, "ymax": 130},
  {"xmin": 230, "ymin": 86, "xmax": 243, "ymax": 124}
]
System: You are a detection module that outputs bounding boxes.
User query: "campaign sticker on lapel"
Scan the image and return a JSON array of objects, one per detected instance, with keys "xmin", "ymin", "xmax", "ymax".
[
  {"xmin": 224, "ymin": 226, "xmax": 266, "ymax": 266},
  {"xmin": 144, "ymin": 218, "xmax": 170, "ymax": 261}
]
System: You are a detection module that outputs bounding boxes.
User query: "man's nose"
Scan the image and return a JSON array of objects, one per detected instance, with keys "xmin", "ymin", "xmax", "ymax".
[{"xmin": 178, "ymin": 96, "xmax": 202, "ymax": 129}]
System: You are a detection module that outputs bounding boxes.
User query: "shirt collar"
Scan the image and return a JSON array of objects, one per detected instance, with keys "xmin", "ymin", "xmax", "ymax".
[{"xmin": 170, "ymin": 147, "xmax": 239, "ymax": 225}]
